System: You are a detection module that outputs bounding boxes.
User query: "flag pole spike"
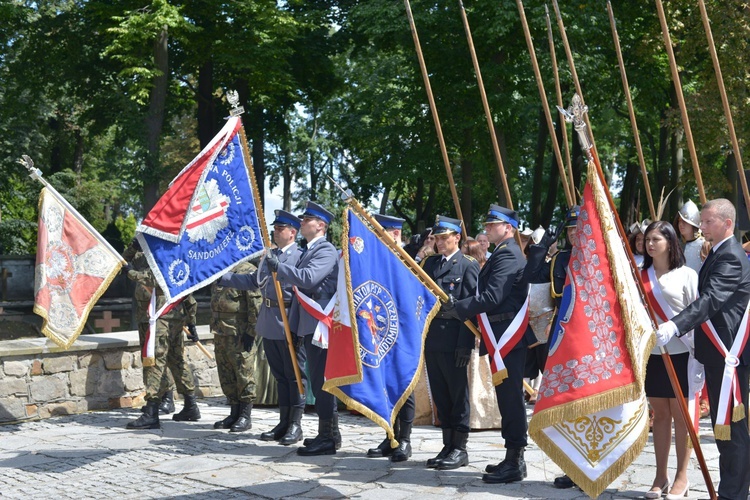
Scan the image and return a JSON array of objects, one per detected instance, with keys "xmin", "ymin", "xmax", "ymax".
[{"xmin": 18, "ymin": 155, "xmax": 49, "ymax": 187}]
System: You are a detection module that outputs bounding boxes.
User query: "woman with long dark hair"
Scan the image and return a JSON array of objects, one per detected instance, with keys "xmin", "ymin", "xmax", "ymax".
[{"xmin": 641, "ymin": 221, "xmax": 698, "ymax": 499}]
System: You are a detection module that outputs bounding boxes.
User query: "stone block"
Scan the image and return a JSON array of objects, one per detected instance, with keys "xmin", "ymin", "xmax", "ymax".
[
  {"xmin": 3, "ymin": 360, "xmax": 28, "ymax": 377},
  {"xmin": 45, "ymin": 401, "xmax": 77, "ymax": 417},
  {"xmin": 121, "ymin": 369, "xmax": 143, "ymax": 392},
  {"xmin": 78, "ymin": 353, "xmax": 103, "ymax": 369},
  {"xmin": 132, "ymin": 352, "xmax": 143, "ymax": 368},
  {"xmin": 43, "ymin": 356, "xmax": 76, "ymax": 374},
  {"xmin": 0, "ymin": 378, "xmax": 28, "ymax": 397},
  {"xmin": 31, "ymin": 360, "xmax": 43, "ymax": 376},
  {"xmin": 24, "ymin": 403, "xmax": 38, "ymax": 418},
  {"xmin": 109, "ymin": 396, "xmax": 133, "ymax": 409},
  {"xmin": 96, "ymin": 370, "xmax": 125, "ymax": 396},
  {"xmin": 132, "ymin": 392, "xmax": 146, "ymax": 408},
  {"xmin": 0, "ymin": 397, "xmax": 26, "ymax": 422},
  {"xmin": 102, "ymin": 352, "xmax": 131, "ymax": 371},
  {"xmin": 29, "ymin": 376, "xmax": 67, "ymax": 402},
  {"xmin": 69, "ymin": 368, "xmax": 100, "ymax": 397}
]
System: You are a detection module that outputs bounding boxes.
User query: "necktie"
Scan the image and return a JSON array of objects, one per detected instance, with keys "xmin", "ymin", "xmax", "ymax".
[{"xmin": 439, "ymin": 258, "xmax": 447, "ymax": 269}]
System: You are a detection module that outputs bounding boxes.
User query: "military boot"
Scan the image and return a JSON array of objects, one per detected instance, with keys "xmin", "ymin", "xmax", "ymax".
[
  {"xmin": 158, "ymin": 391, "xmax": 175, "ymax": 415},
  {"xmin": 260, "ymin": 406, "xmax": 290, "ymax": 441},
  {"xmin": 127, "ymin": 400, "xmax": 160, "ymax": 430},
  {"xmin": 390, "ymin": 421, "xmax": 412, "ymax": 462},
  {"xmin": 172, "ymin": 394, "xmax": 201, "ymax": 421},
  {"xmin": 482, "ymin": 447, "xmax": 527, "ymax": 484},
  {"xmin": 427, "ymin": 428, "xmax": 453, "ymax": 468},
  {"xmin": 297, "ymin": 418, "xmax": 336, "ymax": 456},
  {"xmin": 368, "ymin": 419, "xmax": 398, "ymax": 457},
  {"xmin": 279, "ymin": 407, "xmax": 303, "ymax": 445},
  {"xmin": 436, "ymin": 431, "xmax": 469, "ymax": 470},
  {"xmin": 214, "ymin": 403, "xmax": 240, "ymax": 429},
  {"xmin": 230, "ymin": 402, "xmax": 252, "ymax": 432},
  {"xmin": 332, "ymin": 411, "xmax": 342, "ymax": 450}
]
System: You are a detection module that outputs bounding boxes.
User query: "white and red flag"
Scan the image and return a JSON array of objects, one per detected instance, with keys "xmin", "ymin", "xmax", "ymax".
[{"xmin": 33, "ymin": 186, "xmax": 124, "ymax": 348}]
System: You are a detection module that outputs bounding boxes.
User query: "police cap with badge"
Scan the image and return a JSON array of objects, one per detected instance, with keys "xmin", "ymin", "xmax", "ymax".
[
  {"xmin": 271, "ymin": 209, "xmax": 301, "ymax": 230},
  {"xmin": 300, "ymin": 201, "xmax": 334, "ymax": 225},
  {"xmin": 485, "ymin": 204, "xmax": 518, "ymax": 227},
  {"xmin": 372, "ymin": 213, "xmax": 405, "ymax": 231},
  {"xmin": 432, "ymin": 215, "xmax": 463, "ymax": 235}
]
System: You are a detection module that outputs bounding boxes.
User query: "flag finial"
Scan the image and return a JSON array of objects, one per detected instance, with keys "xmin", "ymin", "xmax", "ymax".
[
  {"xmin": 226, "ymin": 89, "xmax": 244, "ymax": 117},
  {"xmin": 558, "ymin": 94, "xmax": 593, "ymax": 161}
]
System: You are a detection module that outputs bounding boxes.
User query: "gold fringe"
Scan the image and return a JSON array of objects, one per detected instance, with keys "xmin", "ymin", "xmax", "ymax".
[
  {"xmin": 733, "ymin": 403, "xmax": 746, "ymax": 422},
  {"xmin": 714, "ymin": 423, "xmax": 731, "ymax": 441},
  {"xmin": 323, "ymin": 207, "xmax": 442, "ymax": 446},
  {"xmin": 492, "ymin": 368, "xmax": 508, "ymax": 386},
  {"xmin": 142, "ymin": 356, "xmax": 155, "ymax": 367}
]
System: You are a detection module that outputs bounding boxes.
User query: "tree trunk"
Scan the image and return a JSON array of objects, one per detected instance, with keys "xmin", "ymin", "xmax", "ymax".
[
  {"xmin": 283, "ymin": 148, "xmax": 292, "ymax": 211},
  {"xmin": 618, "ymin": 155, "xmax": 639, "ymax": 225},
  {"xmin": 197, "ymin": 59, "xmax": 216, "ymax": 149},
  {"xmin": 541, "ymin": 114, "xmax": 562, "ymax": 228},
  {"xmin": 143, "ymin": 26, "xmax": 169, "ymax": 213},
  {"xmin": 670, "ymin": 128, "xmax": 684, "ymax": 219},
  {"xmin": 460, "ymin": 130, "xmax": 473, "ymax": 234},
  {"xmin": 531, "ymin": 106, "xmax": 548, "ymax": 227}
]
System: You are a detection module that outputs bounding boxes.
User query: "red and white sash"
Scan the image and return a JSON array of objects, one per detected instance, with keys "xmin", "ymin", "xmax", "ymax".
[
  {"xmin": 699, "ymin": 307, "xmax": 750, "ymax": 440},
  {"xmin": 294, "ymin": 286, "xmax": 336, "ymax": 349},
  {"xmin": 641, "ymin": 268, "xmax": 702, "ymax": 431},
  {"xmin": 477, "ymin": 291, "xmax": 530, "ymax": 386}
]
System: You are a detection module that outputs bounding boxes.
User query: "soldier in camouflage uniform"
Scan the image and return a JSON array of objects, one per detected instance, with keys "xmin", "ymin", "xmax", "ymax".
[
  {"xmin": 124, "ymin": 243, "xmax": 201, "ymax": 430},
  {"xmin": 211, "ymin": 260, "xmax": 262, "ymax": 433}
]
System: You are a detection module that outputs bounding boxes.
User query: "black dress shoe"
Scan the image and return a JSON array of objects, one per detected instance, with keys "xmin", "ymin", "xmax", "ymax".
[{"xmin": 553, "ymin": 475, "xmax": 575, "ymax": 489}]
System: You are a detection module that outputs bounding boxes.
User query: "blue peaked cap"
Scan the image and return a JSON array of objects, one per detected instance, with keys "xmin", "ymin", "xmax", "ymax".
[
  {"xmin": 300, "ymin": 201, "xmax": 334, "ymax": 225},
  {"xmin": 433, "ymin": 215, "xmax": 463, "ymax": 235},
  {"xmin": 485, "ymin": 204, "xmax": 518, "ymax": 228},
  {"xmin": 272, "ymin": 209, "xmax": 301, "ymax": 230},
  {"xmin": 372, "ymin": 213, "xmax": 405, "ymax": 230}
]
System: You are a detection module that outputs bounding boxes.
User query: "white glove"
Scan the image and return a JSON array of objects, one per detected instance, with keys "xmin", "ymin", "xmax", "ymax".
[{"xmin": 655, "ymin": 321, "xmax": 678, "ymax": 347}]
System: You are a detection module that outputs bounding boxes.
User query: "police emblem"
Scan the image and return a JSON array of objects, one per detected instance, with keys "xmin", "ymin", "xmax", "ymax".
[
  {"xmin": 349, "ymin": 236, "xmax": 365, "ymax": 254},
  {"xmin": 168, "ymin": 259, "xmax": 190, "ymax": 287},
  {"xmin": 186, "ymin": 179, "xmax": 230, "ymax": 244},
  {"xmin": 352, "ymin": 280, "xmax": 399, "ymax": 368}
]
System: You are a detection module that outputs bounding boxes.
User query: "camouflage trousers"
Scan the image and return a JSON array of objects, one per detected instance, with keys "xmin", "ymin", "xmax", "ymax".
[
  {"xmin": 138, "ymin": 322, "xmax": 175, "ymax": 395},
  {"xmin": 214, "ymin": 334, "xmax": 258, "ymax": 404},
  {"xmin": 142, "ymin": 318, "xmax": 195, "ymax": 402}
]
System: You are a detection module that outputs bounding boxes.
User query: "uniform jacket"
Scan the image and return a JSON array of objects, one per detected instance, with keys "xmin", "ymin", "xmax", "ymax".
[
  {"xmin": 454, "ymin": 237, "xmax": 535, "ymax": 353},
  {"xmin": 275, "ymin": 239, "xmax": 338, "ymax": 337},
  {"xmin": 672, "ymin": 236, "xmax": 750, "ymax": 366},
  {"xmin": 127, "ymin": 251, "xmax": 197, "ymax": 324},
  {"xmin": 210, "ymin": 260, "xmax": 261, "ymax": 336},
  {"xmin": 422, "ymin": 253, "xmax": 479, "ymax": 352},
  {"xmin": 219, "ymin": 243, "xmax": 302, "ymax": 340}
]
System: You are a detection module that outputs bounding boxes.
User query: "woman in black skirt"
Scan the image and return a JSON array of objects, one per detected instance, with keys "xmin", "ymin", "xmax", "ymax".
[{"xmin": 641, "ymin": 221, "xmax": 699, "ymax": 500}]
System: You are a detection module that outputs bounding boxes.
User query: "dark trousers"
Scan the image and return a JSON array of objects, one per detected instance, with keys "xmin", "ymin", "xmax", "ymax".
[
  {"xmin": 494, "ymin": 346, "xmax": 528, "ymax": 449},
  {"xmin": 398, "ymin": 392, "xmax": 415, "ymax": 425},
  {"xmin": 263, "ymin": 337, "xmax": 307, "ymax": 409},
  {"xmin": 425, "ymin": 351, "xmax": 470, "ymax": 433},
  {"xmin": 705, "ymin": 363, "xmax": 750, "ymax": 500},
  {"xmin": 305, "ymin": 335, "xmax": 337, "ymax": 419}
]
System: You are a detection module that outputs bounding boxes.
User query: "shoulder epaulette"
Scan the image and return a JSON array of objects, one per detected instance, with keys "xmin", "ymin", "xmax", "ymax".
[{"xmin": 463, "ymin": 254, "xmax": 477, "ymax": 263}]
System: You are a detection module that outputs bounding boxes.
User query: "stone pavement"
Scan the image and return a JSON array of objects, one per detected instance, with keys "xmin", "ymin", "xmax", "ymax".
[{"xmin": 0, "ymin": 399, "xmax": 723, "ymax": 499}]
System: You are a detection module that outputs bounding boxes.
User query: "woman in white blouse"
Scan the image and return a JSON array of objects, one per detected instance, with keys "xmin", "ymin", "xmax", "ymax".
[{"xmin": 641, "ymin": 221, "xmax": 698, "ymax": 500}]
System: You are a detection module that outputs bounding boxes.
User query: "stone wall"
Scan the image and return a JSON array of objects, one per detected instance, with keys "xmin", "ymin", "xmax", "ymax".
[{"xmin": 0, "ymin": 326, "xmax": 221, "ymax": 423}]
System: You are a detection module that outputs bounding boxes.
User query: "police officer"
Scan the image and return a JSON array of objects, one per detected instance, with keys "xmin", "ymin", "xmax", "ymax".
[
  {"xmin": 422, "ymin": 216, "xmax": 479, "ymax": 470},
  {"xmin": 211, "ymin": 260, "xmax": 262, "ymax": 432},
  {"xmin": 365, "ymin": 213, "xmax": 418, "ymax": 462},
  {"xmin": 266, "ymin": 201, "xmax": 339, "ymax": 456},
  {"xmin": 219, "ymin": 210, "xmax": 307, "ymax": 445},
  {"xmin": 447, "ymin": 205, "xmax": 536, "ymax": 483},
  {"xmin": 125, "ymin": 254, "xmax": 201, "ymax": 429}
]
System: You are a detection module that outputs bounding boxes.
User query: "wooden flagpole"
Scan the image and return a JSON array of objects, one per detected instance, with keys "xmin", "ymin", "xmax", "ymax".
[
  {"xmin": 654, "ymin": 0, "xmax": 707, "ymax": 204},
  {"xmin": 515, "ymin": 0, "xmax": 574, "ymax": 207},
  {"xmin": 697, "ymin": 0, "xmax": 750, "ymax": 222},
  {"xmin": 564, "ymin": 95, "xmax": 716, "ymax": 500},
  {"xmin": 606, "ymin": 1, "xmax": 657, "ymax": 221},
  {"xmin": 403, "ymin": 0, "xmax": 467, "ymax": 231},
  {"xmin": 456, "ymin": 0, "xmax": 522, "ymax": 247},
  {"xmin": 544, "ymin": 5, "xmax": 576, "ymax": 202},
  {"xmin": 229, "ymin": 93, "xmax": 305, "ymax": 397}
]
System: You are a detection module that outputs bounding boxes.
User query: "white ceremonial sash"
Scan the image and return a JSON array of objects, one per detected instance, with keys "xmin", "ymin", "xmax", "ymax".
[
  {"xmin": 294, "ymin": 286, "xmax": 336, "ymax": 349},
  {"xmin": 477, "ymin": 291, "xmax": 530, "ymax": 386}
]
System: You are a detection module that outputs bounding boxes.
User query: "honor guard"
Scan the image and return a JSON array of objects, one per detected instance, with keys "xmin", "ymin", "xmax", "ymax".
[
  {"xmin": 219, "ymin": 210, "xmax": 307, "ymax": 445},
  {"xmin": 422, "ymin": 215, "xmax": 479, "ymax": 470},
  {"xmin": 447, "ymin": 205, "xmax": 536, "ymax": 483},
  {"xmin": 211, "ymin": 260, "xmax": 262, "ymax": 432},
  {"xmin": 266, "ymin": 201, "xmax": 340, "ymax": 456},
  {"xmin": 365, "ymin": 213, "xmax": 418, "ymax": 462}
]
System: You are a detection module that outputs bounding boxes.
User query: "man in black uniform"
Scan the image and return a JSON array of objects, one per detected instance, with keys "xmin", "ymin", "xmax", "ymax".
[
  {"xmin": 421, "ymin": 215, "xmax": 479, "ymax": 470},
  {"xmin": 365, "ymin": 213, "xmax": 418, "ymax": 462},
  {"xmin": 448, "ymin": 204, "xmax": 535, "ymax": 484},
  {"xmin": 523, "ymin": 205, "xmax": 579, "ymax": 489}
]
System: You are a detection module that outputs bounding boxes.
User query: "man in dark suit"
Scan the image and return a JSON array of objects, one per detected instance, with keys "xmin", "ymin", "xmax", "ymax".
[
  {"xmin": 421, "ymin": 215, "xmax": 479, "ymax": 470},
  {"xmin": 656, "ymin": 198, "xmax": 750, "ymax": 500},
  {"xmin": 268, "ymin": 201, "xmax": 340, "ymax": 456},
  {"xmin": 449, "ymin": 204, "xmax": 536, "ymax": 484},
  {"xmin": 219, "ymin": 210, "xmax": 306, "ymax": 445}
]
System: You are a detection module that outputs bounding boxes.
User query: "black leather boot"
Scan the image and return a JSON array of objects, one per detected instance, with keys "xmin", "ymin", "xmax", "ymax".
[
  {"xmin": 367, "ymin": 420, "xmax": 398, "ymax": 457},
  {"xmin": 332, "ymin": 412, "xmax": 342, "ymax": 450},
  {"xmin": 436, "ymin": 430, "xmax": 469, "ymax": 470},
  {"xmin": 230, "ymin": 402, "xmax": 252, "ymax": 432},
  {"xmin": 279, "ymin": 407, "xmax": 303, "ymax": 445},
  {"xmin": 127, "ymin": 400, "xmax": 160, "ymax": 429},
  {"xmin": 172, "ymin": 394, "xmax": 201, "ymax": 421},
  {"xmin": 158, "ymin": 391, "xmax": 175, "ymax": 415},
  {"xmin": 260, "ymin": 406, "xmax": 290, "ymax": 441},
  {"xmin": 390, "ymin": 422, "xmax": 412, "ymax": 462},
  {"xmin": 214, "ymin": 403, "xmax": 240, "ymax": 429},
  {"xmin": 482, "ymin": 447, "xmax": 526, "ymax": 483},
  {"xmin": 553, "ymin": 475, "xmax": 576, "ymax": 489},
  {"xmin": 427, "ymin": 428, "xmax": 453, "ymax": 468},
  {"xmin": 297, "ymin": 418, "xmax": 336, "ymax": 456}
]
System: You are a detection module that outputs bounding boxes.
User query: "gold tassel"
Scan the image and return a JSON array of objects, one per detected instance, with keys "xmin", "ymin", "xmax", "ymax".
[
  {"xmin": 714, "ymin": 424, "xmax": 732, "ymax": 441},
  {"xmin": 142, "ymin": 356, "xmax": 155, "ymax": 367},
  {"xmin": 492, "ymin": 368, "xmax": 508, "ymax": 386},
  {"xmin": 732, "ymin": 403, "xmax": 745, "ymax": 422}
]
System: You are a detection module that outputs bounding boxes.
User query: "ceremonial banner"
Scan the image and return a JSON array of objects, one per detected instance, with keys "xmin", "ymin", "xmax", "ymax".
[
  {"xmin": 34, "ymin": 186, "xmax": 124, "ymax": 348},
  {"xmin": 137, "ymin": 116, "xmax": 264, "ymax": 305},
  {"xmin": 528, "ymin": 161, "xmax": 655, "ymax": 498},
  {"xmin": 324, "ymin": 208, "xmax": 441, "ymax": 443}
]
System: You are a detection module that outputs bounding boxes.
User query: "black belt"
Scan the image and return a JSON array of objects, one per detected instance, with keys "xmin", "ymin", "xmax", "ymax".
[
  {"xmin": 435, "ymin": 311, "xmax": 460, "ymax": 320},
  {"xmin": 486, "ymin": 312, "xmax": 516, "ymax": 323},
  {"xmin": 264, "ymin": 298, "xmax": 290, "ymax": 308},
  {"xmin": 309, "ymin": 294, "xmax": 333, "ymax": 301}
]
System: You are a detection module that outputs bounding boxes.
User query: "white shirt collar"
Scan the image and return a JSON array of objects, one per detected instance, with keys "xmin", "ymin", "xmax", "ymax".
[
  {"xmin": 306, "ymin": 235, "xmax": 325, "ymax": 249},
  {"xmin": 442, "ymin": 249, "xmax": 461, "ymax": 262},
  {"xmin": 280, "ymin": 242, "xmax": 295, "ymax": 253}
]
